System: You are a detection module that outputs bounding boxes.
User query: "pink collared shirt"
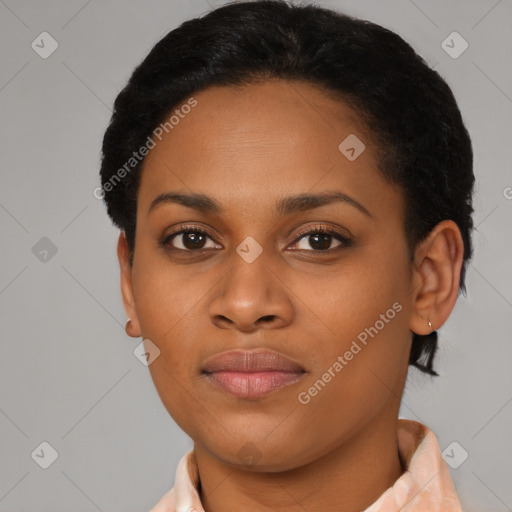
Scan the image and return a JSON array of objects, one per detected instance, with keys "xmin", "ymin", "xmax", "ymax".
[{"xmin": 150, "ymin": 418, "xmax": 463, "ymax": 511}]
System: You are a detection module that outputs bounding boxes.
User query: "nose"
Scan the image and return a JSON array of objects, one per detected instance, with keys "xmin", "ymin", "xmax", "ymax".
[{"xmin": 208, "ymin": 257, "xmax": 294, "ymax": 333}]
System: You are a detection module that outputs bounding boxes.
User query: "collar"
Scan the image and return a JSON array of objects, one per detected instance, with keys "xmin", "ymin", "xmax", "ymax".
[{"xmin": 150, "ymin": 418, "xmax": 463, "ymax": 512}]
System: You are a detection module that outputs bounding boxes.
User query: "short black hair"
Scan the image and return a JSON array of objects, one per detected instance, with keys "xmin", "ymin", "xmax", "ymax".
[{"xmin": 99, "ymin": 0, "xmax": 475, "ymax": 376}]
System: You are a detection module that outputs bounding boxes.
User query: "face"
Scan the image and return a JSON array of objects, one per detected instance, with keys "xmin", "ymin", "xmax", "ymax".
[{"xmin": 124, "ymin": 79, "xmax": 416, "ymax": 471}]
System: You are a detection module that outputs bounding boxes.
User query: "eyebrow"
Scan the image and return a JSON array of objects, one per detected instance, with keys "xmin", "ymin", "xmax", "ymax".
[{"xmin": 148, "ymin": 190, "xmax": 372, "ymax": 218}]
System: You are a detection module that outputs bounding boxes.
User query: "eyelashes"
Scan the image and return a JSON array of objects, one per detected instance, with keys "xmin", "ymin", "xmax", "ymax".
[
  {"xmin": 292, "ymin": 225, "xmax": 352, "ymax": 252},
  {"xmin": 159, "ymin": 223, "xmax": 352, "ymax": 254},
  {"xmin": 161, "ymin": 226, "xmax": 220, "ymax": 252}
]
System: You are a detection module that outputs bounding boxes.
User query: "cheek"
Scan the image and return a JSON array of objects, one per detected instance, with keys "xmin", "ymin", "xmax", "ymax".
[
  {"xmin": 131, "ymin": 255, "xmax": 206, "ymax": 392},
  {"xmin": 296, "ymin": 245, "xmax": 409, "ymax": 349},
  {"xmin": 132, "ymin": 246, "xmax": 205, "ymax": 338},
  {"xmin": 295, "ymin": 244, "xmax": 411, "ymax": 404},
  {"xmin": 132, "ymin": 260, "xmax": 209, "ymax": 431}
]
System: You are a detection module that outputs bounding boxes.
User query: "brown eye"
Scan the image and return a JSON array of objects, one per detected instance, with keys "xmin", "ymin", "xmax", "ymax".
[
  {"xmin": 291, "ymin": 226, "xmax": 352, "ymax": 252},
  {"xmin": 161, "ymin": 227, "xmax": 221, "ymax": 252}
]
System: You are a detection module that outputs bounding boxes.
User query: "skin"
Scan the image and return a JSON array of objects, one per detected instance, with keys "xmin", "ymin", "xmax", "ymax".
[{"xmin": 118, "ymin": 79, "xmax": 464, "ymax": 512}]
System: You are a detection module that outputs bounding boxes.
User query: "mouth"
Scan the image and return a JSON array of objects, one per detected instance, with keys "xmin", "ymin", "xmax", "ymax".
[
  {"xmin": 201, "ymin": 348, "xmax": 306, "ymax": 399},
  {"xmin": 204, "ymin": 370, "xmax": 305, "ymax": 399}
]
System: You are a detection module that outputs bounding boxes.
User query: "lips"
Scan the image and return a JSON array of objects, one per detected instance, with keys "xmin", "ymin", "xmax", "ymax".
[
  {"xmin": 201, "ymin": 349, "xmax": 306, "ymax": 399},
  {"xmin": 202, "ymin": 348, "xmax": 305, "ymax": 373}
]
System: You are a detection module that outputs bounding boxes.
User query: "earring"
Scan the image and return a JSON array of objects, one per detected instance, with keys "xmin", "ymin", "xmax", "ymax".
[{"xmin": 428, "ymin": 317, "xmax": 433, "ymax": 333}]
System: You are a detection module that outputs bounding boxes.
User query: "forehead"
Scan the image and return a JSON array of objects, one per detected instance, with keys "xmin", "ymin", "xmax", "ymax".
[{"xmin": 137, "ymin": 79, "xmax": 401, "ymax": 221}]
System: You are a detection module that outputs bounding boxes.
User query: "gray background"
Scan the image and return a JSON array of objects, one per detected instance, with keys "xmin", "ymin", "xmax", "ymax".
[{"xmin": 1, "ymin": 0, "xmax": 511, "ymax": 510}]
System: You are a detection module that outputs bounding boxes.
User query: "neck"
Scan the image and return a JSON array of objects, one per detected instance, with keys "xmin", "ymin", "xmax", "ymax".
[{"xmin": 194, "ymin": 408, "xmax": 404, "ymax": 512}]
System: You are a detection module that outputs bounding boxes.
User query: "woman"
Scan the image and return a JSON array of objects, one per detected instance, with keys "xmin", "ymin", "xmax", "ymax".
[{"xmin": 99, "ymin": 1, "xmax": 474, "ymax": 510}]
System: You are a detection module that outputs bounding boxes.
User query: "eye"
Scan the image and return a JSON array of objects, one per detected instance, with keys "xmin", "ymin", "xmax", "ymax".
[
  {"xmin": 160, "ymin": 225, "xmax": 221, "ymax": 252},
  {"xmin": 290, "ymin": 225, "xmax": 352, "ymax": 252}
]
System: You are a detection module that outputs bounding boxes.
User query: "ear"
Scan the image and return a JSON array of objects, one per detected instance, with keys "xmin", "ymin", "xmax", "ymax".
[
  {"xmin": 117, "ymin": 231, "xmax": 141, "ymax": 338},
  {"xmin": 409, "ymin": 220, "xmax": 465, "ymax": 335}
]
